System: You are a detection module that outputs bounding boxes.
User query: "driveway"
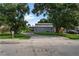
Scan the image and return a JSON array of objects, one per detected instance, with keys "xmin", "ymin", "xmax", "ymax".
[{"xmin": 0, "ymin": 33, "xmax": 79, "ymax": 56}]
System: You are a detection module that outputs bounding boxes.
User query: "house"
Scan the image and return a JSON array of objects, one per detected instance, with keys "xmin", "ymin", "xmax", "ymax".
[
  {"xmin": 0, "ymin": 25, "xmax": 10, "ymax": 33},
  {"xmin": 29, "ymin": 23, "xmax": 55, "ymax": 32}
]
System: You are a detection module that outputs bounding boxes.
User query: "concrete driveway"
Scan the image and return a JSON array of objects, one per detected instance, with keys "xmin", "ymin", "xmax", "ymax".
[{"xmin": 0, "ymin": 34, "xmax": 79, "ymax": 56}]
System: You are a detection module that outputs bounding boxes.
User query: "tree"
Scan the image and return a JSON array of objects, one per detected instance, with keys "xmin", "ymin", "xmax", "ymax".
[
  {"xmin": 38, "ymin": 18, "xmax": 49, "ymax": 23},
  {"xmin": 32, "ymin": 3, "xmax": 79, "ymax": 33},
  {"xmin": 0, "ymin": 3, "xmax": 29, "ymax": 34}
]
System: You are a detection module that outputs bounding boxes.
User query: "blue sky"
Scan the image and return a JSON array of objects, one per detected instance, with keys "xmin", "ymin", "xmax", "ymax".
[{"xmin": 24, "ymin": 3, "xmax": 47, "ymax": 26}]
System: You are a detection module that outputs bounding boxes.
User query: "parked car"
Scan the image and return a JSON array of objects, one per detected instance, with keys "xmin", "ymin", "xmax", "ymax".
[{"xmin": 67, "ymin": 30, "xmax": 78, "ymax": 34}]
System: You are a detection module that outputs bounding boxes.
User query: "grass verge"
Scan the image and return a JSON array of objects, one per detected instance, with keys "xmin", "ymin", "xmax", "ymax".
[
  {"xmin": 63, "ymin": 34, "xmax": 79, "ymax": 40},
  {"xmin": 35, "ymin": 32, "xmax": 79, "ymax": 40},
  {"xmin": 0, "ymin": 33, "xmax": 30, "ymax": 39}
]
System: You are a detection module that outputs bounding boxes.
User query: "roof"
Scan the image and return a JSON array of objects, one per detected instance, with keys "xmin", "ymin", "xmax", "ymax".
[{"xmin": 30, "ymin": 23, "xmax": 53, "ymax": 28}]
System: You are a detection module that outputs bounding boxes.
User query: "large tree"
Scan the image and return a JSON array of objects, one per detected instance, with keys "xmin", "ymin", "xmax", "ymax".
[
  {"xmin": 32, "ymin": 3, "xmax": 79, "ymax": 33},
  {"xmin": 38, "ymin": 18, "xmax": 49, "ymax": 23},
  {"xmin": 0, "ymin": 3, "xmax": 29, "ymax": 34}
]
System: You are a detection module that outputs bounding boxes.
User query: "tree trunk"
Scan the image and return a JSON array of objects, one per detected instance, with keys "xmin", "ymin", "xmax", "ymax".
[
  {"xmin": 55, "ymin": 27, "xmax": 64, "ymax": 33},
  {"xmin": 59, "ymin": 27, "xmax": 65, "ymax": 33},
  {"xmin": 56, "ymin": 27, "xmax": 60, "ymax": 33}
]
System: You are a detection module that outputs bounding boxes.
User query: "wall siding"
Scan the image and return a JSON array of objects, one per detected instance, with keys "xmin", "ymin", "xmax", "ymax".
[{"xmin": 34, "ymin": 27, "xmax": 54, "ymax": 32}]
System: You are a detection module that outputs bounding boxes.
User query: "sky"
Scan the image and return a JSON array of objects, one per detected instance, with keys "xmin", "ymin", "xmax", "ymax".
[{"xmin": 24, "ymin": 3, "xmax": 47, "ymax": 26}]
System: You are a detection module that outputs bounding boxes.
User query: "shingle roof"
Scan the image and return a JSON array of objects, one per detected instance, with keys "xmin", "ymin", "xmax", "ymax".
[{"xmin": 32, "ymin": 23, "xmax": 53, "ymax": 27}]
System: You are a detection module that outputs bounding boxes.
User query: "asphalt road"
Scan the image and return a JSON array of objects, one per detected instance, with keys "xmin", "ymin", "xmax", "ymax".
[{"xmin": 0, "ymin": 35, "xmax": 79, "ymax": 56}]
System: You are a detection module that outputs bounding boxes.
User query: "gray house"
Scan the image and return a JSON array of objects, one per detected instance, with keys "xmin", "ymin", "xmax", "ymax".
[{"xmin": 30, "ymin": 23, "xmax": 54, "ymax": 32}]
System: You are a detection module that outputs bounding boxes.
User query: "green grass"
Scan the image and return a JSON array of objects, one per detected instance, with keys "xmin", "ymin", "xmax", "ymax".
[
  {"xmin": 63, "ymin": 34, "xmax": 79, "ymax": 40},
  {"xmin": 35, "ymin": 32, "xmax": 79, "ymax": 40},
  {"xmin": 34, "ymin": 32, "xmax": 64, "ymax": 36},
  {"xmin": 0, "ymin": 33, "xmax": 30, "ymax": 39}
]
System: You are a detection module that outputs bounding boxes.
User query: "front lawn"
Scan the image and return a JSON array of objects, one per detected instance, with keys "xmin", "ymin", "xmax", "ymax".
[
  {"xmin": 34, "ymin": 32, "xmax": 59, "ymax": 36},
  {"xmin": 63, "ymin": 34, "xmax": 79, "ymax": 40},
  {"xmin": 0, "ymin": 33, "xmax": 30, "ymax": 39},
  {"xmin": 35, "ymin": 32, "xmax": 79, "ymax": 40}
]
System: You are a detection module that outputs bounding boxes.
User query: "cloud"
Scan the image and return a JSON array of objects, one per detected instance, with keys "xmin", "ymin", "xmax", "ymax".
[
  {"xmin": 24, "ymin": 13, "xmax": 47, "ymax": 26},
  {"xmin": 24, "ymin": 14, "xmax": 38, "ymax": 25},
  {"xmin": 24, "ymin": 14, "xmax": 36, "ymax": 21},
  {"xmin": 24, "ymin": 3, "xmax": 47, "ymax": 26}
]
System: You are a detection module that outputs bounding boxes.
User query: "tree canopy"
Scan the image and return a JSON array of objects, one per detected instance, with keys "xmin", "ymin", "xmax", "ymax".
[
  {"xmin": 32, "ymin": 3, "xmax": 79, "ymax": 32},
  {"xmin": 38, "ymin": 18, "xmax": 49, "ymax": 23},
  {"xmin": 0, "ymin": 3, "xmax": 29, "ymax": 34}
]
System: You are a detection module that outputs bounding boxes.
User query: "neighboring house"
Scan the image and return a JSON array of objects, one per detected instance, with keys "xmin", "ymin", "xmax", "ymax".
[
  {"xmin": 29, "ymin": 23, "xmax": 55, "ymax": 32},
  {"xmin": 74, "ymin": 26, "xmax": 79, "ymax": 33},
  {"xmin": 29, "ymin": 23, "xmax": 79, "ymax": 33},
  {"xmin": 75, "ymin": 26, "xmax": 79, "ymax": 30},
  {"xmin": 0, "ymin": 25, "xmax": 10, "ymax": 33}
]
